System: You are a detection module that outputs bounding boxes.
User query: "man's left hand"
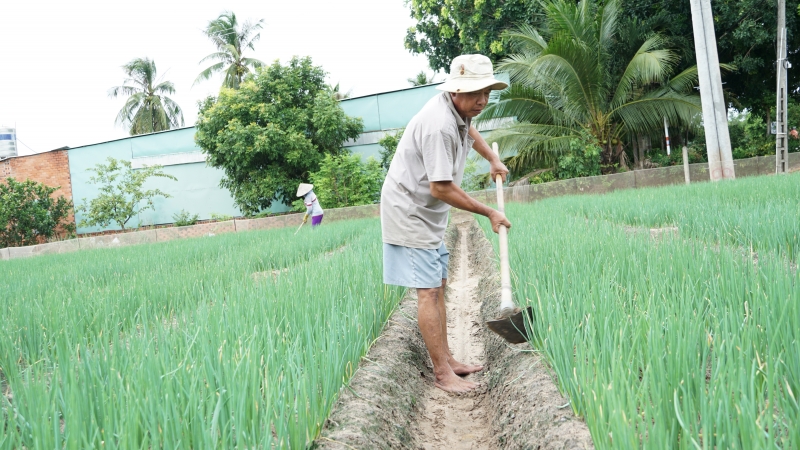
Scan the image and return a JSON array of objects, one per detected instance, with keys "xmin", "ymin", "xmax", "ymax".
[{"xmin": 490, "ymin": 160, "xmax": 509, "ymax": 183}]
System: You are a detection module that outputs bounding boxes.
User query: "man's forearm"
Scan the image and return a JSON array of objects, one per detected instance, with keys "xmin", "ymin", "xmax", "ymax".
[{"xmin": 430, "ymin": 180, "xmax": 494, "ymax": 217}]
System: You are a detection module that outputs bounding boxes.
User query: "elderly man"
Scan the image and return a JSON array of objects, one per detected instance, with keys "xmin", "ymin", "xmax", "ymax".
[{"xmin": 381, "ymin": 54, "xmax": 512, "ymax": 393}]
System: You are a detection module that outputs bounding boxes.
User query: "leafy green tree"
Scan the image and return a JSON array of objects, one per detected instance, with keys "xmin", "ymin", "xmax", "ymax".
[
  {"xmin": 377, "ymin": 128, "xmax": 404, "ymax": 170},
  {"xmin": 405, "ymin": 0, "xmax": 543, "ymax": 71},
  {"xmin": 0, "ymin": 178, "xmax": 75, "ymax": 247},
  {"xmin": 109, "ymin": 58, "xmax": 184, "ymax": 136},
  {"xmin": 195, "ymin": 11, "xmax": 265, "ymax": 90},
  {"xmin": 407, "ymin": 71, "xmax": 436, "ymax": 86},
  {"xmin": 77, "ymin": 158, "xmax": 176, "ymax": 230},
  {"xmin": 623, "ymin": 0, "xmax": 800, "ymax": 131},
  {"xmin": 478, "ymin": 0, "xmax": 701, "ymax": 174},
  {"xmin": 308, "ymin": 153, "xmax": 383, "ymax": 209},
  {"xmin": 195, "ymin": 56, "xmax": 363, "ymax": 215},
  {"xmin": 407, "ymin": 0, "xmax": 800, "ymax": 132}
]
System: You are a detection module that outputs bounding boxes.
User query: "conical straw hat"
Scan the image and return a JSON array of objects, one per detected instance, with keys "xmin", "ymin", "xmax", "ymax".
[{"xmin": 296, "ymin": 183, "xmax": 314, "ymax": 197}]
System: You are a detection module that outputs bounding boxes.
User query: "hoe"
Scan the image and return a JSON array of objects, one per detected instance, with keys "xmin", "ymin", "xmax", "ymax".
[{"xmin": 486, "ymin": 143, "xmax": 534, "ymax": 344}]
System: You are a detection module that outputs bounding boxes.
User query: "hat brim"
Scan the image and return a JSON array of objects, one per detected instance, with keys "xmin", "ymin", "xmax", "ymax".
[
  {"xmin": 296, "ymin": 184, "xmax": 314, "ymax": 197},
  {"xmin": 436, "ymin": 78, "xmax": 508, "ymax": 93}
]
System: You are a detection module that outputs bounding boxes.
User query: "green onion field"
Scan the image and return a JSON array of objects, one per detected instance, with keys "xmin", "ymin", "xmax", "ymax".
[
  {"xmin": 0, "ymin": 219, "xmax": 403, "ymax": 448},
  {"xmin": 2, "ymin": 173, "xmax": 798, "ymax": 449},
  {"xmin": 478, "ymin": 173, "xmax": 800, "ymax": 449}
]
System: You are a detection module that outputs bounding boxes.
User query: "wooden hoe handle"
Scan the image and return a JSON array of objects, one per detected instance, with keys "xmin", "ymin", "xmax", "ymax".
[{"xmin": 493, "ymin": 143, "xmax": 515, "ymax": 313}]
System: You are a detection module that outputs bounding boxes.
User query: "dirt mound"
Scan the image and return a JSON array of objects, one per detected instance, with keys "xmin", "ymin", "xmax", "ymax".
[{"xmin": 315, "ymin": 213, "xmax": 593, "ymax": 449}]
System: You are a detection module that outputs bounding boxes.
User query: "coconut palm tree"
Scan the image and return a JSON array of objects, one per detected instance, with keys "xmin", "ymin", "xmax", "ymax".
[
  {"xmin": 477, "ymin": 0, "xmax": 702, "ymax": 173},
  {"xmin": 329, "ymin": 83, "xmax": 352, "ymax": 101},
  {"xmin": 407, "ymin": 70, "xmax": 436, "ymax": 86},
  {"xmin": 109, "ymin": 58, "xmax": 184, "ymax": 136},
  {"xmin": 195, "ymin": 11, "xmax": 265, "ymax": 90}
]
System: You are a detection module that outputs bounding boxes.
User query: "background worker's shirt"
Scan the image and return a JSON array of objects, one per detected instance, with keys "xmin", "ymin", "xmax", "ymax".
[
  {"xmin": 304, "ymin": 190, "xmax": 324, "ymax": 216},
  {"xmin": 380, "ymin": 92, "xmax": 474, "ymax": 249}
]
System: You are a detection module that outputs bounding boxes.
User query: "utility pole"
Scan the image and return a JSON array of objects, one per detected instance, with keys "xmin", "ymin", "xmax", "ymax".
[
  {"xmin": 776, "ymin": 0, "xmax": 790, "ymax": 174},
  {"xmin": 690, "ymin": 0, "xmax": 735, "ymax": 180}
]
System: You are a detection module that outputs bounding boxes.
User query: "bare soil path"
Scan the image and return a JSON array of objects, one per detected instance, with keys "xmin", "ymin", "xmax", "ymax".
[
  {"xmin": 316, "ymin": 212, "xmax": 593, "ymax": 450},
  {"xmin": 415, "ymin": 214, "xmax": 494, "ymax": 449}
]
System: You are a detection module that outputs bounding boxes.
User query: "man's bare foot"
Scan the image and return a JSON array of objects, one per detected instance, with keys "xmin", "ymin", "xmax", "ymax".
[
  {"xmin": 434, "ymin": 371, "xmax": 479, "ymax": 393},
  {"xmin": 449, "ymin": 358, "xmax": 484, "ymax": 376}
]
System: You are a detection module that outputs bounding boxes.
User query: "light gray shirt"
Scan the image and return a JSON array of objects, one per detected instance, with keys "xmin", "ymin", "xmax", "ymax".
[
  {"xmin": 303, "ymin": 190, "xmax": 323, "ymax": 216},
  {"xmin": 381, "ymin": 92, "xmax": 475, "ymax": 249}
]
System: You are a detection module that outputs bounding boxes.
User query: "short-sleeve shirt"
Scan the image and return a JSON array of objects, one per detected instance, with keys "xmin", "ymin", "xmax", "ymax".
[{"xmin": 381, "ymin": 92, "xmax": 475, "ymax": 249}]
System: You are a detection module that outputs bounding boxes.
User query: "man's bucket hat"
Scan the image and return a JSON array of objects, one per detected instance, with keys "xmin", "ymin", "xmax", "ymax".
[
  {"xmin": 436, "ymin": 54, "xmax": 508, "ymax": 93},
  {"xmin": 297, "ymin": 183, "xmax": 313, "ymax": 197}
]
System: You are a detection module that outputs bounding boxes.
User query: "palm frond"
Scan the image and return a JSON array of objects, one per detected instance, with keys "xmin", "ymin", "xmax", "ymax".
[
  {"xmin": 153, "ymin": 80, "xmax": 176, "ymax": 95},
  {"xmin": 108, "ymin": 85, "xmax": 139, "ymax": 98},
  {"xmin": 610, "ymin": 34, "xmax": 679, "ymax": 108},
  {"xmin": 613, "ymin": 92, "xmax": 701, "ymax": 135},
  {"xmin": 597, "ymin": 0, "xmax": 619, "ymax": 49},
  {"xmin": 503, "ymin": 24, "xmax": 548, "ymax": 54},
  {"xmin": 194, "ymin": 62, "xmax": 227, "ymax": 86},
  {"xmin": 199, "ymin": 52, "xmax": 234, "ymax": 65},
  {"xmin": 488, "ymin": 123, "xmax": 578, "ymax": 171}
]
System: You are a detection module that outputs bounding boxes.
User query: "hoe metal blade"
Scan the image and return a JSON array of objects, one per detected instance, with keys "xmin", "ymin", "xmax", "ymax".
[{"xmin": 486, "ymin": 306, "xmax": 534, "ymax": 344}]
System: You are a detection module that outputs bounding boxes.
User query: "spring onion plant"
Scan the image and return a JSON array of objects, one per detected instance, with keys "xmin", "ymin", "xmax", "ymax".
[
  {"xmin": 0, "ymin": 219, "xmax": 403, "ymax": 449},
  {"xmin": 478, "ymin": 173, "xmax": 799, "ymax": 449}
]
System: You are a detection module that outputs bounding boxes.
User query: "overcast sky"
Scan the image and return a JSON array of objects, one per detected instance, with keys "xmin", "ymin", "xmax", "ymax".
[{"xmin": 0, "ymin": 0, "xmax": 435, "ymax": 156}]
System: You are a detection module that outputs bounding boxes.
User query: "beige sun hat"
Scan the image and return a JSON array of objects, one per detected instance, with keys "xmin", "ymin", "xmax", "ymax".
[
  {"xmin": 436, "ymin": 54, "xmax": 508, "ymax": 93},
  {"xmin": 296, "ymin": 183, "xmax": 313, "ymax": 197}
]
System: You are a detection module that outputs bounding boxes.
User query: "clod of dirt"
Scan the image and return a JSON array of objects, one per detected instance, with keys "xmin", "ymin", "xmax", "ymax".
[
  {"xmin": 251, "ymin": 268, "xmax": 289, "ymax": 282},
  {"xmin": 623, "ymin": 225, "xmax": 679, "ymax": 242}
]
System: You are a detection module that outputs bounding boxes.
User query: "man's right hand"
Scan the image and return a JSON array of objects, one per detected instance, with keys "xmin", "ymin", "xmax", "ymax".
[{"xmin": 488, "ymin": 210, "xmax": 511, "ymax": 234}]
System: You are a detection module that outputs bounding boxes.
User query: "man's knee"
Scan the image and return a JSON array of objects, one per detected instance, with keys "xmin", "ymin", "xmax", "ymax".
[{"xmin": 417, "ymin": 287, "xmax": 440, "ymax": 304}]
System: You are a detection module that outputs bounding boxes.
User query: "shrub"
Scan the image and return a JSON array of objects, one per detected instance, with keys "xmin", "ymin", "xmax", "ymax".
[
  {"xmin": 0, "ymin": 178, "xmax": 75, "ymax": 248},
  {"xmin": 172, "ymin": 209, "xmax": 199, "ymax": 227},
  {"xmin": 556, "ymin": 139, "xmax": 601, "ymax": 180},
  {"xmin": 309, "ymin": 153, "xmax": 383, "ymax": 209}
]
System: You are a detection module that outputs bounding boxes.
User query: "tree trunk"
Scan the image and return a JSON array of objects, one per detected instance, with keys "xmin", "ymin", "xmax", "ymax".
[
  {"xmin": 766, "ymin": 107, "xmax": 771, "ymax": 137},
  {"xmin": 632, "ymin": 136, "xmax": 640, "ymax": 169},
  {"xmin": 639, "ymin": 135, "xmax": 647, "ymax": 168}
]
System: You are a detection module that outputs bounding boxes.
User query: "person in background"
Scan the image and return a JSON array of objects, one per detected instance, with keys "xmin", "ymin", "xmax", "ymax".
[
  {"xmin": 297, "ymin": 183, "xmax": 324, "ymax": 227},
  {"xmin": 790, "ymin": 126, "xmax": 798, "ymax": 139}
]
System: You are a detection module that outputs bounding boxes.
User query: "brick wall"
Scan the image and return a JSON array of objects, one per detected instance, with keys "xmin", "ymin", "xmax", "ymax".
[
  {"xmin": 1, "ymin": 149, "xmax": 73, "ymax": 200},
  {"xmin": 1, "ymin": 149, "xmax": 75, "ymax": 231}
]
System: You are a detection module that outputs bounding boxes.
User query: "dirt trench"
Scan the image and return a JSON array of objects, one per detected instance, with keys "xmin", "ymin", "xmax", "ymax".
[{"xmin": 315, "ymin": 212, "xmax": 593, "ymax": 449}]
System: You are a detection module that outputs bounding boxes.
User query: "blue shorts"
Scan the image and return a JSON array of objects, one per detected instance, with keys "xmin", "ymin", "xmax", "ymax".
[{"xmin": 383, "ymin": 242, "xmax": 449, "ymax": 289}]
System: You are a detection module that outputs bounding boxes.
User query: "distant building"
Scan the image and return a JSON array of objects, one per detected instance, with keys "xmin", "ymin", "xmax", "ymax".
[{"xmin": 0, "ymin": 127, "xmax": 17, "ymax": 158}]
